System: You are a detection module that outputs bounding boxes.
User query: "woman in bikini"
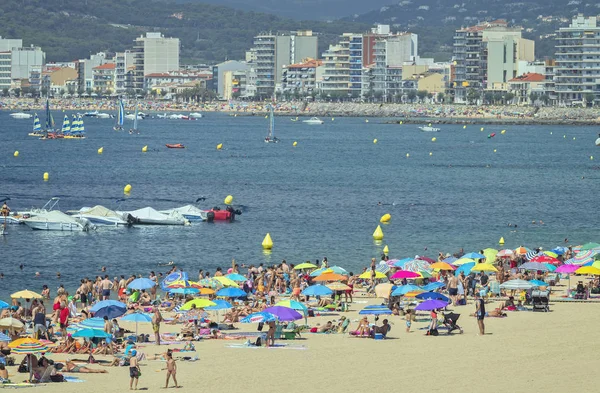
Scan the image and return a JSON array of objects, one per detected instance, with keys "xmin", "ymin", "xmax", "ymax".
[{"xmin": 64, "ymin": 360, "xmax": 107, "ymax": 373}]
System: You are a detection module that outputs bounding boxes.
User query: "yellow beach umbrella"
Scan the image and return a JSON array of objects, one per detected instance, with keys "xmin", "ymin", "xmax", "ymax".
[
  {"xmin": 374, "ymin": 283, "xmax": 394, "ymax": 298},
  {"xmin": 180, "ymin": 298, "xmax": 216, "ymax": 310},
  {"xmin": 294, "ymin": 262, "xmax": 317, "ymax": 270},
  {"xmin": 430, "ymin": 262, "xmax": 455, "ymax": 271},
  {"xmin": 213, "ymin": 276, "xmax": 239, "ymax": 287},
  {"xmin": 483, "ymin": 248, "xmax": 498, "ymax": 263},
  {"xmin": 11, "ymin": 289, "xmax": 42, "ymax": 299},
  {"xmin": 471, "ymin": 264, "xmax": 498, "ymax": 272},
  {"xmin": 453, "ymin": 258, "xmax": 476, "ymax": 266},
  {"xmin": 404, "ymin": 290, "xmax": 424, "ymax": 297},
  {"xmin": 575, "ymin": 266, "xmax": 600, "ymax": 275},
  {"xmin": 358, "ymin": 271, "xmax": 386, "ymax": 279},
  {"xmin": 326, "ymin": 282, "xmax": 351, "ymax": 291},
  {"xmin": 417, "ymin": 270, "xmax": 433, "ymax": 278},
  {"xmin": 543, "ymin": 251, "xmax": 558, "ymax": 258}
]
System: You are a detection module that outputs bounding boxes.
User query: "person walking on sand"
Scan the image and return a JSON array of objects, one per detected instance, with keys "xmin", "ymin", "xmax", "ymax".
[
  {"xmin": 129, "ymin": 350, "xmax": 140, "ymax": 390},
  {"xmin": 448, "ymin": 273, "xmax": 459, "ymax": 305},
  {"xmin": 474, "ymin": 292, "xmax": 485, "ymax": 335},
  {"xmin": 164, "ymin": 350, "xmax": 179, "ymax": 388},
  {"xmin": 152, "ymin": 307, "xmax": 163, "ymax": 346}
]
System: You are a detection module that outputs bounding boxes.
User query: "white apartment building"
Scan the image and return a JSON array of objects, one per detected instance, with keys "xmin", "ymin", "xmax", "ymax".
[
  {"xmin": 131, "ymin": 33, "xmax": 180, "ymax": 91},
  {"xmin": 372, "ymin": 33, "xmax": 418, "ymax": 99}
]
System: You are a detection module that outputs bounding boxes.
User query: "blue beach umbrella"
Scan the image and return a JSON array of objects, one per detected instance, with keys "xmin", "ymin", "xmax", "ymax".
[
  {"xmin": 309, "ymin": 268, "xmax": 329, "ymax": 277},
  {"xmin": 0, "ymin": 332, "xmax": 10, "ymax": 342},
  {"xmin": 73, "ymin": 317, "xmax": 105, "ymax": 330},
  {"xmin": 169, "ymin": 287, "xmax": 200, "ymax": 295},
  {"xmin": 529, "ymin": 279, "xmax": 548, "ymax": 287},
  {"xmin": 327, "ymin": 266, "xmax": 349, "ymax": 275},
  {"xmin": 225, "ymin": 273, "xmax": 247, "ymax": 282},
  {"xmin": 121, "ymin": 312, "xmax": 152, "ymax": 336},
  {"xmin": 455, "ymin": 262, "xmax": 475, "ymax": 276},
  {"xmin": 205, "ymin": 300, "xmax": 233, "ymax": 311},
  {"xmin": 0, "ymin": 300, "xmax": 9, "ymax": 310},
  {"xmin": 216, "ymin": 287, "xmax": 246, "ymax": 298},
  {"xmin": 543, "ymin": 263, "xmax": 556, "ymax": 272},
  {"xmin": 443, "ymin": 256, "xmax": 458, "ymax": 264},
  {"xmin": 462, "ymin": 252, "xmax": 486, "ymax": 260},
  {"xmin": 301, "ymin": 284, "xmax": 333, "ymax": 297},
  {"xmin": 391, "ymin": 284, "xmax": 422, "ymax": 296},
  {"xmin": 72, "ymin": 328, "xmax": 111, "ymax": 339},
  {"xmin": 90, "ymin": 300, "xmax": 126, "ymax": 313},
  {"xmin": 128, "ymin": 278, "xmax": 156, "ymax": 290},
  {"xmin": 392, "ymin": 258, "xmax": 414, "ymax": 268},
  {"xmin": 416, "ymin": 292, "xmax": 450, "ymax": 302},
  {"xmin": 421, "ymin": 282, "xmax": 445, "ymax": 291},
  {"xmin": 241, "ymin": 312, "xmax": 277, "ymax": 323},
  {"xmin": 94, "ymin": 305, "xmax": 126, "ymax": 319}
]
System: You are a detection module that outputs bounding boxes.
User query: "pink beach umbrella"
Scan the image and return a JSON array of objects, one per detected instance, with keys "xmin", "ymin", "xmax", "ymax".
[
  {"xmin": 390, "ymin": 270, "xmax": 421, "ymax": 280},
  {"xmin": 555, "ymin": 265, "xmax": 579, "ymax": 274}
]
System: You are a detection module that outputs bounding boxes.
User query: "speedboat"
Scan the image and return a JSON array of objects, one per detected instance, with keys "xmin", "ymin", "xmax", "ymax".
[
  {"xmin": 122, "ymin": 207, "xmax": 188, "ymax": 225},
  {"xmin": 83, "ymin": 111, "xmax": 99, "ymax": 117},
  {"xmin": 166, "ymin": 144, "xmax": 185, "ymax": 149},
  {"xmin": 22, "ymin": 211, "xmax": 94, "ymax": 231},
  {"xmin": 160, "ymin": 205, "xmax": 207, "ymax": 222},
  {"xmin": 303, "ymin": 117, "xmax": 323, "ymax": 125},
  {"xmin": 419, "ymin": 126, "xmax": 440, "ymax": 132},
  {"xmin": 96, "ymin": 113, "xmax": 111, "ymax": 119},
  {"xmin": 157, "ymin": 113, "xmax": 168, "ymax": 119},
  {"xmin": 17, "ymin": 197, "xmax": 61, "ymax": 219},
  {"xmin": 10, "ymin": 112, "xmax": 32, "ymax": 119},
  {"xmin": 72, "ymin": 205, "xmax": 129, "ymax": 227},
  {"xmin": 125, "ymin": 113, "xmax": 144, "ymax": 120},
  {"xmin": 189, "ymin": 112, "xmax": 203, "ymax": 118}
]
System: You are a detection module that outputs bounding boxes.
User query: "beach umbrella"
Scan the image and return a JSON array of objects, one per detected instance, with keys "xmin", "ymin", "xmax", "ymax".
[
  {"xmin": 225, "ymin": 273, "xmax": 247, "ymax": 282},
  {"xmin": 90, "ymin": 300, "xmax": 126, "ymax": 313},
  {"xmin": 72, "ymin": 328, "xmax": 111, "ymax": 339},
  {"xmin": 402, "ymin": 259, "xmax": 431, "ymax": 273},
  {"xmin": 499, "ymin": 279, "xmax": 534, "ymax": 290},
  {"xmin": 417, "ymin": 256, "xmax": 436, "ymax": 263},
  {"xmin": 76, "ymin": 317, "xmax": 106, "ymax": 330},
  {"xmin": 414, "ymin": 299, "xmax": 448, "ymax": 311},
  {"xmin": 376, "ymin": 262, "xmax": 390, "ymax": 275},
  {"xmin": 551, "ymin": 247, "xmax": 567, "ymax": 255},
  {"xmin": 392, "ymin": 258, "xmax": 414, "ymax": 268},
  {"xmin": 121, "ymin": 312, "xmax": 152, "ymax": 336},
  {"xmin": 309, "ymin": 267, "xmax": 329, "ymax": 277},
  {"xmin": 416, "ymin": 292, "xmax": 450, "ymax": 302},
  {"xmin": 161, "ymin": 271, "xmax": 189, "ymax": 290},
  {"xmin": 294, "ymin": 262, "xmax": 317, "ymax": 270},
  {"xmin": 573, "ymin": 250, "xmax": 600, "ymax": 264},
  {"xmin": 455, "ymin": 262, "xmax": 475, "ymax": 276},
  {"xmin": 214, "ymin": 276, "xmax": 240, "ymax": 287},
  {"xmin": 575, "ymin": 266, "xmax": 600, "ymax": 275},
  {"xmin": 519, "ymin": 262, "xmax": 550, "ymax": 272},
  {"xmin": 205, "ymin": 299, "xmax": 233, "ymax": 311},
  {"xmin": 374, "ymin": 283, "xmax": 394, "ymax": 298},
  {"xmin": 555, "ymin": 264, "xmax": 579, "ymax": 274},
  {"xmin": 483, "ymin": 248, "xmax": 498, "ymax": 263},
  {"xmin": 530, "ymin": 255, "xmax": 560, "ymax": 265},
  {"xmin": 462, "ymin": 252, "xmax": 486, "ymax": 260},
  {"xmin": 0, "ymin": 317, "xmax": 24, "ymax": 330},
  {"xmin": 497, "ymin": 249, "xmax": 514, "ymax": 258},
  {"xmin": 169, "ymin": 287, "xmax": 200, "ymax": 295},
  {"xmin": 430, "ymin": 262, "xmax": 455, "ymax": 271},
  {"xmin": 359, "ymin": 306, "xmax": 392, "ymax": 315},
  {"xmin": 241, "ymin": 312, "xmax": 277, "ymax": 323},
  {"xmin": 326, "ymin": 282, "xmax": 352, "ymax": 291},
  {"xmin": 275, "ymin": 300, "xmax": 307, "ymax": 313},
  {"xmin": 525, "ymin": 250, "xmax": 541, "ymax": 261},
  {"xmin": 529, "ymin": 280, "xmax": 548, "ymax": 287},
  {"xmin": 128, "ymin": 278, "xmax": 156, "ymax": 290},
  {"xmin": 301, "ymin": 284, "xmax": 333, "ymax": 297},
  {"xmin": 326, "ymin": 266, "xmax": 349, "ymax": 275},
  {"xmin": 313, "ymin": 273, "xmax": 347, "ymax": 282},
  {"xmin": 358, "ymin": 271, "xmax": 386, "ymax": 279},
  {"xmin": 165, "ymin": 280, "xmax": 191, "ymax": 289},
  {"xmin": 9, "ymin": 338, "xmax": 48, "ymax": 382},
  {"xmin": 390, "ymin": 270, "xmax": 420, "ymax": 280},
  {"xmin": 94, "ymin": 305, "xmax": 126, "ymax": 319},
  {"xmin": 0, "ymin": 332, "xmax": 10, "ymax": 342},
  {"xmin": 216, "ymin": 287, "xmax": 246, "ymax": 298},
  {"xmin": 391, "ymin": 284, "xmax": 422, "ymax": 296},
  {"xmin": 10, "ymin": 289, "xmax": 42, "ymax": 299},
  {"xmin": 263, "ymin": 306, "xmax": 302, "ymax": 321},
  {"xmin": 514, "ymin": 246, "xmax": 530, "ymax": 255},
  {"xmin": 543, "ymin": 263, "xmax": 557, "ymax": 272},
  {"xmin": 180, "ymin": 298, "xmax": 216, "ymax": 310},
  {"xmin": 471, "ymin": 264, "xmax": 498, "ymax": 272},
  {"xmin": 0, "ymin": 300, "xmax": 9, "ymax": 309},
  {"xmin": 442, "ymin": 256, "xmax": 458, "ymax": 264},
  {"xmin": 580, "ymin": 242, "xmax": 600, "ymax": 251},
  {"xmin": 453, "ymin": 258, "xmax": 476, "ymax": 266},
  {"xmin": 421, "ymin": 282, "xmax": 445, "ymax": 291},
  {"xmin": 417, "ymin": 270, "xmax": 433, "ymax": 278},
  {"xmin": 197, "ymin": 278, "xmax": 221, "ymax": 289},
  {"xmin": 543, "ymin": 251, "xmax": 559, "ymax": 258}
]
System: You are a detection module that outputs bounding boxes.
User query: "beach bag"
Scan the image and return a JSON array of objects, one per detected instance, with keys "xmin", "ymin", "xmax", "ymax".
[
  {"xmin": 17, "ymin": 364, "xmax": 27, "ymax": 373},
  {"xmin": 257, "ymin": 322, "xmax": 264, "ymax": 331},
  {"xmin": 427, "ymin": 329, "xmax": 439, "ymax": 336},
  {"xmin": 254, "ymin": 337, "xmax": 262, "ymax": 347},
  {"xmin": 50, "ymin": 374, "xmax": 64, "ymax": 382}
]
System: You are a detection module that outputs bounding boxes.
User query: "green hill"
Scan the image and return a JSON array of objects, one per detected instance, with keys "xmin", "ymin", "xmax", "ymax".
[{"xmin": 0, "ymin": 0, "xmax": 369, "ymax": 63}]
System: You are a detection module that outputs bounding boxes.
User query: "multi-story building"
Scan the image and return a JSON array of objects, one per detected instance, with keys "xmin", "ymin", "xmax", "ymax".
[
  {"xmin": 131, "ymin": 33, "xmax": 180, "ymax": 92},
  {"xmin": 452, "ymin": 20, "xmax": 534, "ymax": 103},
  {"xmin": 252, "ymin": 31, "xmax": 318, "ymax": 98},
  {"xmin": 321, "ymin": 44, "xmax": 350, "ymax": 96},
  {"xmin": 544, "ymin": 59, "xmax": 556, "ymax": 105},
  {"xmin": 212, "ymin": 60, "xmax": 249, "ymax": 98},
  {"xmin": 0, "ymin": 37, "xmax": 22, "ymax": 52},
  {"xmin": 0, "ymin": 37, "xmax": 45, "ymax": 92},
  {"xmin": 114, "ymin": 51, "xmax": 134, "ymax": 93},
  {"xmin": 507, "ymin": 73, "xmax": 545, "ymax": 105},
  {"xmin": 93, "ymin": 63, "xmax": 116, "ymax": 93},
  {"xmin": 372, "ymin": 33, "xmax": 418, "ymax": 99},
  {"xmin": 0, "ymin": 52, "xmax": 11, "ymax": 90},
  {"xmin": 77, "ymin": 52, "xmax": 108, "ymax": 92},
  {"xmin": 554, "ymin": 15, "xmax": 600, "ymax": 105},
  {"xmin": 282, "ymin": 58, "xmax": 322, "ymax": 96}
]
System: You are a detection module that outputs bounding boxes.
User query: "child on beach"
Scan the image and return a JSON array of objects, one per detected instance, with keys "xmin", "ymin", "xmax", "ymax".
[
  {"xmin": 129, "ymin": 350, "xmax": 140, "ymax": 390},
  {"xmin": 405, "ymin": 310, "xmax": 412, "ymax": 333},
  {"xmin": 164, "ymin": 350, "xmax": 179, "ymax": 389}
]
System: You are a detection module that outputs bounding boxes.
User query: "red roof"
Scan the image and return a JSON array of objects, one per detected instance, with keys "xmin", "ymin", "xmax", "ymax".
[
  {"xmin": 508, "ymin": 73, "xmax": 544, "ymax": 82},
  {"xmin": 286, "ymin": 59, "xmax": 322, "ymax": 69},
  {"xmin": 93, "ymin": 63, "xmax": 116, "ymax": 70}
]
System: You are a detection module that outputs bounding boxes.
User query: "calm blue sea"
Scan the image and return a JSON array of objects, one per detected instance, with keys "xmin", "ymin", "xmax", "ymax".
[{"xmin": 0, "ymin": 111, "xmax": 598, "ymax": 298}]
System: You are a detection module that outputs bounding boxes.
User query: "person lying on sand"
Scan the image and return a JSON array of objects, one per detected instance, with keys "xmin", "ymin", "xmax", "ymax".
[{"xmin": 63, "ymin": 360, "xmax": 107, "ymax": 373}]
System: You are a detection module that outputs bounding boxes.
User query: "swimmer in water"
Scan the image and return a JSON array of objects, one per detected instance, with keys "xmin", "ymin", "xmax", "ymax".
[
  {"xmin": 19, "ymin": 264, "xmax": 24, "ymax": 270},
  {"xmin": 56, "ymin": 272, "xmax": 61, "ymax": 278},
  {"xmin": 35, "ymin": 272, "xmax": 40, "ymax": 277},
  {"xmin": 101, "ymin": 266, "xmax": 106, "ymax": 272}
]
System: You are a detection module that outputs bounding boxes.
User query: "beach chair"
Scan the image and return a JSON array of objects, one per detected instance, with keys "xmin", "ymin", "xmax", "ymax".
[
  {"xmin": 273, "ymin": 324, "xmax": 284, "ymax": 340},
  {"xmin": 531, "ymin": 290, "xmax": 550, "ymax": 312}
]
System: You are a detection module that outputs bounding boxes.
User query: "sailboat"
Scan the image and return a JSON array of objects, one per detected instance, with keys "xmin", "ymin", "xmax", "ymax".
[
  {"xmin": 65, "ymin": 115, "xmax": 85, "ymax": 139},
  {"xmin": 129, "ymin": 103, "xmax": 140, "ymax": 134},
  {"xmin": 113, "ymin": 99, "xmax": 124, "ymax": 131},
  {"xmin": 60, "ymin": 115, "xmax": 71, "ymax": 137},
  {"xmin": 28, "ymin": 113, "xmax": 43, "ymax": 136},
  {"xmin": 264, "ymin": 105, "xmax": 278, "ymax": 143},
  {"xmin": 44, "ymin": 98, "xmax": 55, "ymax": 132}
]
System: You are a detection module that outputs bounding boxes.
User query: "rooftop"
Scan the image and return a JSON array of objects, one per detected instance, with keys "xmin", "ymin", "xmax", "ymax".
[
  {"xmin": 508, "ymin": 73, "xmax": 545, "ymax": 82},
  {"xmin": 94, "ymin": 63, "xmax": 116, "ymax": 70}
]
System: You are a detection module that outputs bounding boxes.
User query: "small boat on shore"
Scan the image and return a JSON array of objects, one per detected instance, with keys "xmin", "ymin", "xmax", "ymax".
[
  {"xmin": 303, "ymin": 117, "xmax": 323, "ymax": 125},
  {"xmin": 23, "ymin": 210, "xmax": 94, "ymax": 231},
  {"xmin": 166, "ymin": 144, "xmax": 185, "ymax": 149},
  {"xmin": 419, "ymin": 125, "xmax": 440, "ymax": 132}
]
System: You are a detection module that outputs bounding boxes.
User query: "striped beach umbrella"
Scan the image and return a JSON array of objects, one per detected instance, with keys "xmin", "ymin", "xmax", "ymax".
[
  {"xmin": 525, "ymin": 250, "xmax": 541, "ymax": 260},
  {"xmin": 9, "ymin": 338, "xmax": 48, "ymax": 354},
  {"xmin": 402, "ymin": 259, "xmax": 431, "ymax": 273}
]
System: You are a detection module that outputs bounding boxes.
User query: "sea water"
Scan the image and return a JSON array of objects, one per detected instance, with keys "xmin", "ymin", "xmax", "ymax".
[{"xmin": 0, "ymin": 112, "xmax": 598, "ymax": 297}]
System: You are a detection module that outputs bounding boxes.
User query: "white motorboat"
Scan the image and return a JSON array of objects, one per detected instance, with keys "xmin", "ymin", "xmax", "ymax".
[
  {"xmin": 73, "ymin": 205, "xmax": 129, "ymax": 227},
  {"xmin": 10, "ymin": 112, "xmax": 32, "ymax": 119},
  {"xmin": 189, "ymin": 112, "xmax": 203, "ymax": 118},
  {"xmin": 160, "ymin": 205, "xmax": 207, "ymax": 222},
  {"xmin": 96, "ymin": 113, "xmax": 111, "ymax": 119},
  {"xmin": 17, "ymin": 197, "xmax": 61, "ymax": 219},
  {"xmin": 123, "ymin": 207, "xmax": 188, "ymax": 226},
  {"xmin": 83, "ymin": 111, "xmax": 99, "ymax": 117},
  {"xmin": 22, "ymin": 211, "xmax": 94, "ymax": 231},
  {"xmin": 419, "ymin": 126, "xmax": 440, "ymax": 132},
  {"xmin": 0, "ymin": 214, "xmax": 25, "ymax": 225},
  {"xmin": 303, "ymin": 117, "xmax": 323, "ymax": 125},
  {"xmin": 595, "ymin": 133, "xmax": 600, "ymax": 146},
  {"xmin": 157, "ymin": 113, "xmax": 168, "ymax": 119},
  {"xmin": 125, "ymin": 113, "xmax": 144, "ymax": 120}
]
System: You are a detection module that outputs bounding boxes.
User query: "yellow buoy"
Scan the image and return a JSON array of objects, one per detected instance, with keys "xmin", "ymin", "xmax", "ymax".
[
  {"xmin": 463, "ymin": 125, "xmax": 467, "ymax": 129},
  {"xmin": 591, "ymin": 156, "xmax": 594, "ymax": 160},
  {"xmin": 224, "ymin": 195, "xmax": 233, "ymax": 205},
  {"xmin": 293, "ymin": 141, "xmax": 298, "ymax": 147},
  {"xmin": 262, "ymin": 233, "xmax": 273, "ymax": 250},
  {"xmin": 13, "ymin": 151, "xmax": 19, "ymax": 157},
  {"xmin": 501, "ymin": 130, "xmax": 506, "ymax": 134},
  {"xmin": 550, "ymin": 132, "xmax": 553, "ymax": 135},
  {"xmin": 494, "ymin": 149, "xmax": 497, "ymax": 153},
  {"xmin": 406, "ymin": 153, "xmax": 410, "ymax": 158},
  {"xmin": 265, "ymin": 115, "xmax": 268, "ymax": 119},
  {"xmin": 43, "ymin": 172, "xmax": 49, "ymax": 181},
  {"xmin": 365, "ymin": 119, "xmax": 369, "ymax": 123},
  {"xmin": 429, "ymin": 152, "xmax": 433, "ymax": 156},
  {"xmin": 142, "ymin": 145, "xmax": 148, "ymax": 153},
  {"xmin": 383, "ymin": 245, "xmax": 389, "ymax": 254},
  {"xmin": 216, "ymin": 143, "xmax": 223, "ymax": 150},
  {"xmin": 97, "ymin": 147, "xmax": 103, "ymax": 154},
  {"xmin": 124, "ymin": 184, "xmax": 132, "ymax": 194},
  {"xmin": 431, "ymin": 137, "xmax": 436, "ymax": 142},
  {"xmin": 573, "ymin": 137, "xmax": 576, "ymax": 140},
  {"xmin": 480, "ymin": 127, "xmax": 484, "ymax": 131},
  {"xmin": 373, "ymin": 139, "xmax": 378, "ymax": 144},
  {"xmin": 380, "ymin": 213, "xmax": 391, "ymax": 223},
  {"xmin": 400, "ymin": 121, "xmax": 403, "ymax": 125},
  {"xmin": 373, "ymin": 225, "xmax": 384, "ymax": 241},
  {"xmin": 499, "ymin": 237, "xmax": 505, "ymax": 245},
  {"xmin": 563, "ymin": 135, "xmax": 566, "ymax": 139},
  {"xmin": 331, "ymin": 118, "xmax": 334, "ymax": 121}
]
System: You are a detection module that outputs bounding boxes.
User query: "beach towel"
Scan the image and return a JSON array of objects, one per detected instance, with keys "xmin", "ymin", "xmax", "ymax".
[
  {"xmin": 64, "ymin": 376, "xmax": 85, "ymax": 383},
  {"xmin": 0, "ymin": 383, "xmax": 43, "ymax": 389}
]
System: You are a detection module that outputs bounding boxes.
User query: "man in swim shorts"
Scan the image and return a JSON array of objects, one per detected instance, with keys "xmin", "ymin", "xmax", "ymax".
[
  {"xmin": 101, "ymin": 275, "xmax": 113, "ymax": 300},
  {"xmin": 448, "ymin": 273, "xmax": 459, "ymax": 305}
]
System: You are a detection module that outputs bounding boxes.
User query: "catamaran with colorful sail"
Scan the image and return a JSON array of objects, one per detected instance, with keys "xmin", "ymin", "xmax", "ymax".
[
  {"xmin": 113, "ymin": 99, "xmax": 124, "ymax": 131},
  {"xmin": 28, "ymin": 113, "xmax": 44, "ymax": 136},
  {"xmin": 44, "ymin": 98, "xmax": 55, "ymax": 132},
  {"xmin": 59, "ymin": 115, "xmax": 71, "ymax": 137},
  {"xmin": 64, "ymin": 114, "xmax": 85, "ymax": 139}
]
